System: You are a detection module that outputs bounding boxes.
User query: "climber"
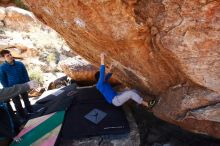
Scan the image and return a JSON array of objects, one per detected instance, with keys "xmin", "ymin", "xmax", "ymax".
[{"xmin": 96, "ymin": 52, "xmax": 156, "ymax": 108}]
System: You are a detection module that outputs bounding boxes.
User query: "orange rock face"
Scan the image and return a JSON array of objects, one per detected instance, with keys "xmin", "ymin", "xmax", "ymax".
[{"xmin": 22, "ymin": 0, "xmax": 220, "ymax": 138}]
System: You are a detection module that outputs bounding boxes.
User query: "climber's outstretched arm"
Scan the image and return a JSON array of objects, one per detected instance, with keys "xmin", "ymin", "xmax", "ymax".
[
  {"xmin": 98, "ymin": 53, "xmax": 106, "ymax": 84},
  {"xmin": 100, "ymin": 52, "xmax": 105, "ymax": 65}
]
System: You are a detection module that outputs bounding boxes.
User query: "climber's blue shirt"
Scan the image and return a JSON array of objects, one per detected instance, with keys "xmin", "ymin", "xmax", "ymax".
[
  {"xmin": 0, "ymin": 60, "xmax": 30, "ymax": 87},
  {"xmin": 96, "ymin": 65, "xmax": 117, "ymax": 104}
]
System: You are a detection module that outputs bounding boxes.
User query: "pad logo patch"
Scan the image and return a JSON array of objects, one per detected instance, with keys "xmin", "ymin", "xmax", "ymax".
[{"xmin": 84, "ymin": 109, "xmax": 107, "ymax": 124}]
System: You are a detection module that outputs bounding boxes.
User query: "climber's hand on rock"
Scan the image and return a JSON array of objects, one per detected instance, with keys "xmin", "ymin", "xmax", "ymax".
[
  {"xmin": 112, "ymin": 62, "xmax": 118, "ymax": 68},
  {"xmin": 100, "ymin": 52, "xmax": 106, "ymax": 65},
  {"xmin": 100, "ymin": 52, "xmax": 106, "ymax": 58}
]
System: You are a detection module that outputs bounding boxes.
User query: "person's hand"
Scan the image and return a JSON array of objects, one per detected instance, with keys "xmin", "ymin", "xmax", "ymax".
[
  {"xmin": 100, "ymin": 52, "xmax": 106, "ymax": 65},
  {"xmin": 110, "ymin": 62, "xmax": 118, "ymax": 69},
  {"xmin": 100, "ymin": 52, "xmax": 106, "ymax": 58},
  {"xmin": 108, "ymin": 62, "xmax": 118, "ymax": 72},
  {"xmin": 27, "ymin": 80, "xmax": 39, "ymax": 89}
]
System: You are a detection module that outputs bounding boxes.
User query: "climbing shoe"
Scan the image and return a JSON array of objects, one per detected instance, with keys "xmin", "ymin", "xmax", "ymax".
[{"xmin": 146, "ymin": 99, "xmax": 156, "ymax": 109}]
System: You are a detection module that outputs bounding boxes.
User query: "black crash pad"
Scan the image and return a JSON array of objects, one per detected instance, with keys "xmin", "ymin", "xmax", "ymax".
[
  {"xmin": 56, "ymin": 86, "xmax": 130, "ymax": 144},
  {"xmin": 32, "ymin": 84, "xmax": 78, "ymax": 118}
]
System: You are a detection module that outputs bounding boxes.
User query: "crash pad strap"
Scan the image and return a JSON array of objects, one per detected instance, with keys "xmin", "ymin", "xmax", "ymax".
[{"xmin": 10, "ymin": 111, "xmax": 65, "ymax": 146}]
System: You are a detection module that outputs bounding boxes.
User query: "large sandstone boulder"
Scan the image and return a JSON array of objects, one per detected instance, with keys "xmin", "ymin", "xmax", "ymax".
[{"xmin": 22, "ymin": 0, "xmax": 220, "ymax": 139}]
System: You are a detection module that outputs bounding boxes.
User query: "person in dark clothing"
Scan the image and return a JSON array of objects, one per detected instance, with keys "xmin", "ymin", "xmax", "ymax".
[
  {"xmin": 0, "ymin": 80, "xmax": 38, "ymax": 102},
  {"xmin": 0, "ymin": 49, "xmax": 33, "ymax": 119},
  {"xmin": 96, "ymin": 53, "xmax": 156, "ymax": 108},
  {"xmin": 0, "ymin": 81, "xmax": 38, "ymax": 144}
]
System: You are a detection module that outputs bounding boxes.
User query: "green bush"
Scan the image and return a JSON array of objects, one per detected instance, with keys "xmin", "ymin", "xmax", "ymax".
[
  {"xmin": 29, "ymin": 67, "xmax": 44, "ymax": 86},
  {"xmin": 47, "ymin": 53, "xmax": 56, "ymax": 63},
  {"xmin": 46, "ymin": 52, "xmax": 60, "ymax": 64}
]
